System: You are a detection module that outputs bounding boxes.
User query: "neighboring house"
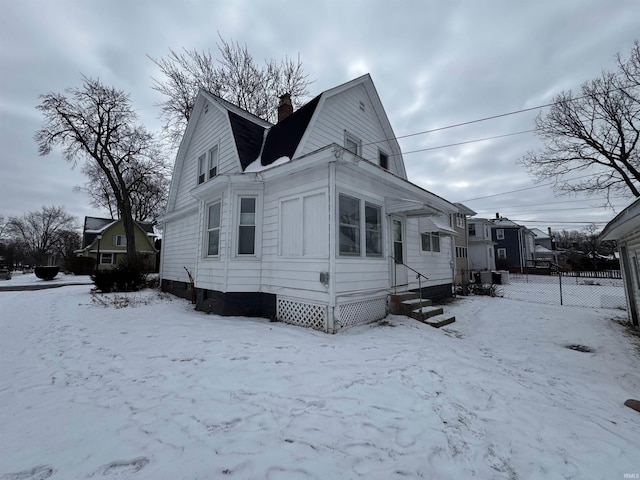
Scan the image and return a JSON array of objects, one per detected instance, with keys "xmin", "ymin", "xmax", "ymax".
[
  {"xmin": 160, "ymin": 74, "xmax": 459, "ymax": 333},
  {"xmin": 467, "ymin": 218, "xmax": 496, "ymax": 272},
  {"xmin": 600, "ymin": 198, "xmax": 640, "ymax": 327},
  {"xmin": 452, "ymin": 203, "xmax": 476, "ymax": 283},
  {"xmin": 530, "ymin": 227, "xmax": 564, "ymax": 266},
  {"xmin": 75, "ymin": 217, "xmax": 158, "ymax": 270},
  {"xmin": 490, "ymin": 216, "xmax": 535, "ymax": 272}
]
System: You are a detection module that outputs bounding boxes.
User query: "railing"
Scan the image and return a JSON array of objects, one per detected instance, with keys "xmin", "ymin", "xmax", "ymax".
[{"xmin": 390, "ymin": 256, "xmax": 429, "ymax": 318}]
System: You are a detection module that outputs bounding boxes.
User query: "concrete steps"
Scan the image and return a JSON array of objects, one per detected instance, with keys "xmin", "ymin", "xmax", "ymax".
[{"xmin": 390, "ymin": 292, "xmax": 455, "ymax": 328}]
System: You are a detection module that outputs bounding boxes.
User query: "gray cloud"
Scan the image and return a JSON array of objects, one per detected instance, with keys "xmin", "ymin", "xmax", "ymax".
[{"xmin": 1, "ymin": 0, "xmax": 638, "ymax": 231}]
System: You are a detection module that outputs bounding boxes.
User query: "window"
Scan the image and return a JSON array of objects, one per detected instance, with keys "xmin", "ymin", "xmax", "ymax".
[
  {"xmin": 456, "ymin": 246, "xmax": 467, "ymax": 258},
  {"xmin": 208, "ymin": 146, "xmax": 218, "ymax": 179},
  {"xmin": 456, "ymin": 214, "xmax": 464, "ymax": 228},
  {"xmin": 339, "ymin": 195, "xmax": 360, "ymax": 255},
  {"xmin": 421, "ymin": 232, "xmax": 441, "ymax": 252},
  {"xmin": 365, "ymin": 203, "xmax": 382, "ymax": 256},
  {"xmin": 344, "ymin": 132, "xmax": 361, "ymax": 156},
  {"xmin": 496, "ymin": 229, "xmax": 505, "ymax": 240},
  {"xmin": 497, "ymin": 248, "xmax": 507, "ymax": 259},
  {"xmin": 379, "ymin": 151, "xmax": 389, "ymax": 170},
  {"xmin": 206, "ymin": 202, "xmax": 221, "ymax": 256},
  {"xmin": 238, "ymin": 197, "xmax": 256, "ymax": 255},
  {"xmin": 115, "ymin": 235, "xmax": 126, "ymax": 246},
  {"xmin": 100, "ymin": 253, "xmax": 113, "ymax": 264},
  {"xmin": 197, "ymin": 154, "xmax": 206, "ymax": 184},
  {"xmin": 469, "ymin": 223, "xmax": 476, "ymax": 236}
]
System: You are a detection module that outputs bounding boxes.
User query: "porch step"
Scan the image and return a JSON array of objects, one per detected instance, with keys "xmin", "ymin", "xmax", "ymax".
[
  {"xmin": 411, "ymin": 305, "xmax": 443, "ymax": 321},
  {"xmin": 389, "ymin": 292, "xmax": 455, "ymax": 328},
  {"xmin": 419, "ymin": 314, "xmax": 456, "ymax": 328}
]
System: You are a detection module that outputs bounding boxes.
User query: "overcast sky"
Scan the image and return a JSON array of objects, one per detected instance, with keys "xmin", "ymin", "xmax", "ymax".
[{"xmin": 1, "ymin": 0, "xmax": 639, "ymax": 233}]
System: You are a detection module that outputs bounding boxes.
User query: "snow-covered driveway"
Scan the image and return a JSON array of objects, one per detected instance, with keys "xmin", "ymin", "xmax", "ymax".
[{"xmin": 1, "ymin": 286, "xmax": 639, "ymax": 479}]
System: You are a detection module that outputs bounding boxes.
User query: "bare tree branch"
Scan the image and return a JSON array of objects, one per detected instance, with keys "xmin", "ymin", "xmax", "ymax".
[
  {"xmin": 149, "ymin": 34, "xmax": 313, "ymax": 146},
  {"xmin": 519, "ymin": 41, "xmax": 640, "ymax": 199}
]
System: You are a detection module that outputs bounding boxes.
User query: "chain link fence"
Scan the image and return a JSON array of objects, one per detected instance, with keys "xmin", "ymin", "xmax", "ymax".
[{"xmin": 459, "ymin": 270, "xmax": 626, "ymax": 310}]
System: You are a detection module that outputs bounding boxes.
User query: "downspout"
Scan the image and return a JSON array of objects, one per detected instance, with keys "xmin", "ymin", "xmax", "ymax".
[{"xmin": 327, "ymin": 160, "xmax": 337, "ymax": 333}]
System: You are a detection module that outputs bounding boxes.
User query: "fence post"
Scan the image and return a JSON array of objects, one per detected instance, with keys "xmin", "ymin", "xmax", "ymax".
[{"xmin": 558, "ymin": 271, "xmax": 563, "ymax": 306}]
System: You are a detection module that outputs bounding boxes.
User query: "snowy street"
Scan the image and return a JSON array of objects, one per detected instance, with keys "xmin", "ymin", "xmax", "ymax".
[{"xmin": 1, "ymin": 281, "xmax": 639, "ymax": 479}]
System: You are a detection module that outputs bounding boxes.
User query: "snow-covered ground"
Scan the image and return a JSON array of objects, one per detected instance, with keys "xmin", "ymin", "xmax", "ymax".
[{"xmin": 1, "ymin": 285, "xmax": 639, "ymax": 479}]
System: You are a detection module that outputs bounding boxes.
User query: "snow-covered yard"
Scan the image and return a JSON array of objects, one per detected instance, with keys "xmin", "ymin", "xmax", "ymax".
[{"xmin": 1, "ymin": 280, "xmax": 639, "ymax": 479}]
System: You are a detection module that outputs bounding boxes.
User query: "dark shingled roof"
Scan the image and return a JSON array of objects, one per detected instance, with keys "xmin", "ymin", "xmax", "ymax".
[
  {"xmin": 260, "ymin": 95, "xmax": 321, "ymax": 167},
  {"xmin": 227, "ymin": 111, "xmax": 268, "ymax": 171}
]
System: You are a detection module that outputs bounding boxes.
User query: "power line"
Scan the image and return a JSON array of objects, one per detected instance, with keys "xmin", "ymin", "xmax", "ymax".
[{"xmin": 397, "ymin": 130, "xmax": 534, "ymax": 156}]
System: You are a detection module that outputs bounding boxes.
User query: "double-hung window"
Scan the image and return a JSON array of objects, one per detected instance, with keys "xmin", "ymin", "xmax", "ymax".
[
  {"xmin": 379, "ymin": 151, "xmax": 389, "ymax": 170},
  {"xmin": 115, "ymin": 235, "xmax": 126, "ymax": 246},
  {"xmin": 344, "ymin": 132, "xmax": 361, "ymax": 156},
  {"xmin": 206, "ymin": 202, "xmax": 221, "ymax": 256},
  {"xmin": 365, "ymin": 203, "xmax": 382, "ymax": 256},
  {"xmin": 208, "ymin": 146, "xmax": 218, "ymax": 179},
  {"xmin": 496, "ymin": 229, "xmax": 505, "ymax": 240},
  {"xmin": 100, "ymin": 253, "xmax": 113, "ymax": 264},
  {"xmin": 238, "ymin": 197, "xmax": 256, "ymax": 255},
  {"xmin": 339, "ymin": 195, "xmax": 360, "ymax": 255},
  {"xmin": 497, "ymin": 248, "xmax": 507, "ymax": 259},
  {"xmin": 197, "ymin": 154, "xmax": 206, "ymax": 184},
  {"xmin": 338, "ymin": 194, "xmax": 382, "ymax": 257}
]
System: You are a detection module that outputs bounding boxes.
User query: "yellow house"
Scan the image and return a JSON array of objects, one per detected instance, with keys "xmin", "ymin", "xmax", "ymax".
[{"xmin": 75, "ymin": 217, "xmax": 158, "ymax": 271}]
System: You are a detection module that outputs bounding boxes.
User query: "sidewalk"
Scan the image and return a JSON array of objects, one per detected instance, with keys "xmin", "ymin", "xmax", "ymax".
[{"xmin": 0, "ymin": 272, "xmax": 92, "ymax": 292}]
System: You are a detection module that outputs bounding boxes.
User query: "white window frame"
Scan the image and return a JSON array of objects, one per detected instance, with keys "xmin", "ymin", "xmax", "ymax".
[
  {"xmin": 344, "ymin": 131, "xmax": 361, "ymax": 156},
  {"xmin": 100, "ymin": 253, "xmax": 113, "ymax": 265},
  {"xmin": 378, "ymin": 150, "xmax": 389, "ymax": 170},
  {"xmin": 237, "ymin": 196, "xmax": 257, "ymax": 256},
  {"xmin": 114, "ymin": 235, "xmax": 126, "ymax": 247},
  {"xmin": 197, "ymin": 153, "xmax": 206, "ymax": 185},
  {"xmin": 208, "ymin": 145, "xmax": 219, "ymax": 179},
  {"xmin": 496, "ymin": 229, "xmax": 505, "ymax": 240},
  {"xmin": 497, "ymin": 248, "xmax": 507, "ymax": 259},
  {"xmin": 456, "ymin": 214, "xmax": 464, "ymax": 229},
  {"xmin": 205, "ymin": 200, "xmax": 222, "ymax": 257},
  {"xmin": 468, "ymin": 223, "xmax": 476, "ymax": 236},
  {"xmin": 421, "ymin": 232, "xmax": 441, "ymax": 253},
  {"xmin": 337, "ymin": 193, "xmax": 383, "ymax": 258}
]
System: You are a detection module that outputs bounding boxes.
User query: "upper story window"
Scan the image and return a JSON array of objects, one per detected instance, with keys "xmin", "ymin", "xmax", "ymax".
[
  {"xmin": 206, "ymin": 201, "xmax": 221, "ymax": 256},
  {"xmin": 238, "ymin": 197, "xmax": 256, "ymax": 255},
  {"xmin": 344, "ymin": 132, "xmax": 361, "ymax": 156},
  {"xmin": 198, "ymin": 154, "xmax": 206, "ymax": 184},
  {"xmin": 115, "ymin": 235, "xmax": 126, "ymax": 246},
  {"xmin": 208, "ymin": 146, "xmax": 218, "ymax": 179},
  {"xmin": 379, "ymin": 151, "xmax": 389, "ymax": 170},
  {"xmin": 469, "ymin": 223, "xmax": 476, "ymax": 236},
  {"xmin": 496, "ymin": 229, "xmax": 505, "ymax": 240},
  {"xmin": 456, "ymin": 214, "xmax": 464, "ymax": 229}
]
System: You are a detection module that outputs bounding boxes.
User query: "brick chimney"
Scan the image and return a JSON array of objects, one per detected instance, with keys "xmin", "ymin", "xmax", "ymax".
[{"xmin": 278, "ymin": 93, "xmax": 293, "ymax": 122}]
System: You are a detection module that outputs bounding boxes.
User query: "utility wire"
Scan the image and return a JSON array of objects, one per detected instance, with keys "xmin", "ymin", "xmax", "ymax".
[{"xmin": 396, "ymin": 130, "xmax": 534, "ymax": 156}]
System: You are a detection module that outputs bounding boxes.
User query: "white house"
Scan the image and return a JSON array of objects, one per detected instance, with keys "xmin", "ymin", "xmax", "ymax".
[
  {"xmin": 160, "ymin": 74, "xmax": 459, "ymax": 333},
  {"xmin": 467, "ymin": 218, "xmax": 496, "ymax": 272},
  {"xmin": 600, "ymin": 198, "xmax": 640, "ymax": 327}
]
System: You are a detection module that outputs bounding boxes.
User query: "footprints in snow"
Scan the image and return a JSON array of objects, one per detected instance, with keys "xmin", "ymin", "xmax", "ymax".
[{"xmin": 2, "ymin": 457, "xmax": 149, "ymax": 479}]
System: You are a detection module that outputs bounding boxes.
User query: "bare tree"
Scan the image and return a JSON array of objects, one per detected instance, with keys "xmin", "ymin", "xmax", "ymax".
[
  {"xmin": 519, "ymin": 41, "xmax": 640, "ymax": 201},
  {"xmin": 35, "ymin": 77, "xmax": 168, "ymax": 263},
  {"xmin": 149, "ymin": 35, "xmax": 312, "ymax": 144},
  {"xmin": 75, "ymin": 160, "xmax": 169, "ymax": 223},
  {"xmin": 6, "ymin": 206, "xmax": 78, "ymax": 266}
]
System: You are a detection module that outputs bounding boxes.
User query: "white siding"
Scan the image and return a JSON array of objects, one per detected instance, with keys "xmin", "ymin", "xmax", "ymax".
[
  {"xmin": 172, "ymin": 103, "xmax": 241, "ymax": 211},
  {"xmin": 299, "ymin": 84, "xmax": 404, "ymax": 177},
  {"xmin": 406, "ymin": 217, "xmax": 453, "ymax": 289},
  {"xmin": 161, "ymin": 212, "xmax": 199, "ymax": 283},
  {"xmin": 260, "ymin": 167, "xmax": 331, "ymax": 301}
]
